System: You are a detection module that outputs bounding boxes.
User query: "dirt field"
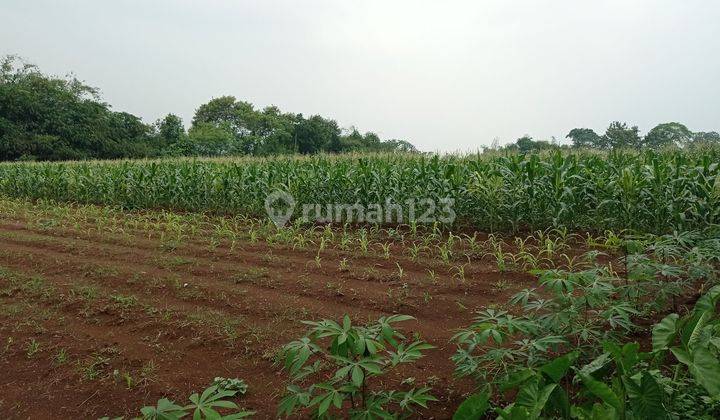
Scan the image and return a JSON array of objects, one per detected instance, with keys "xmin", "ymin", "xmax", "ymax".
[{"xmin": 0, "ymin": 199, "xmax": 577, "ymax": 419}]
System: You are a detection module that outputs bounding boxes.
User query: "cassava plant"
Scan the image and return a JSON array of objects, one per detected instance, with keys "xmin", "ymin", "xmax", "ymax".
[
  {"xmin": 453, "ymin": 285, "xmax": 720, "ymax": 419},
  {"xmin": 278, "ymin": 314, "xmax": 437, "ymax": 418},
  {"xmin": 452, "ymin": 230, "xmax": 720, "ymax": 420},
  {"xmin": 102, "ymin": 383, "xmax": 254, "ymax": 420}
]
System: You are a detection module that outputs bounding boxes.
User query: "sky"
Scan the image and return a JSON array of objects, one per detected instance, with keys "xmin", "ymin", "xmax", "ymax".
[{"xmin": 2, "ymin": 0, "xmax": 719, "ymax": 152}]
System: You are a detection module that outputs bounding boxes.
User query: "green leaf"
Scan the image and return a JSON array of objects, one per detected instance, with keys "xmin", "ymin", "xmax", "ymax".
[
  {"xmin": 690, "ymin": 347, "xmax": 720, "ymax": 398},
  {"xmin": 316, "ymin": 392, "xmax": 334, "ymax": 416},
  {"xmin": 585, "ymin": 403, "xmax": 617, "ymax": 420},
  {"xmin": 545, "ymin": 386, "xmax": 571, "ymax": 418},
  {"xmin": 652, "ymin": 313, "xmax": 679, "ymax": 352},
  {"xmin": 579, "ymin": 373, "xmax": 621, "ymax": 411},
  {"xmin": 602, "ymin": 341, "xmax": 639, "ymax": 374},
  {"xmin": 670, "ymin": 347, "xmax": 692, "ymax": 365},
  {"xmin": 577, "ymin": 353, "xmax": 611, "ymax": 378},
  {"xmin": 500, "ymin": 369, "xmax": 536, "ymax": 392},
  {"xmin": 531, "ymin": 384, "xmax": 557, "ymax": 417},
  {"xmin": 452, "ymin": 391, "xmax": 490, "ymax": 420},
  {"xmin": 351, "ymin": 365, "xmax": 364, "ymax": 387},
  {"xmin": 539, "ymin": 351, "xmax": 578, "ymax": 383},
  {"xmin": 625, "ymin": 372, "xmax": 665, "ymax": 418},
  {"xmin": 687, "ymin": 310, "xmax": 712, "ymax": 351},
  {"xmin": 693, "ymin": 284, "xmax": 720, "ymax": 313}
]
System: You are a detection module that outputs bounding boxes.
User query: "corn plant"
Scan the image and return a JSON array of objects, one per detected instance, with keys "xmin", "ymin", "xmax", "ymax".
[{"xmin": 2, "ymin": 148, "xmax": 718, "ymax": 233}]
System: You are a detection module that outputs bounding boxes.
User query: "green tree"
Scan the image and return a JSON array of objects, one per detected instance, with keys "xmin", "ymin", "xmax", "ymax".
[
  {"xmin": 184, "ymin": 122, "xmax": 236, "ymax": 156},
  {"xmin": 503, "ymin": 136, "xmax": 553, "ymax": 152},
  {"xmin": 378, "ymin": 139, "xmax": 417, "ymax": 153},
  {"xmin": 156, "ymin": 113, "xmax": 185, "ymax": 144},
  {"xmin": 515, "ymin": 135, "xmax": 536, "ymax": 152},
  {"xmin": 603, "ymin": 121, "xmax": 642, "ymax": 149},
  {"xmin": 295, "ymin": 115, "xmax": 341, "ymax": 154},
  {"xmin": 644, "ymin": 122, "xmax": 693, "ymax": 148},
  {"xmin": 0, "ymin": 55, "xmax": 158, "ymax": 161},
  {"xmin": 692, "ymin": 131, "xmax": 720, "ymax": 145},
  {"xmin": 566, "ymin": 128, "xmax": 602, "ymax": 148},
  {"xmin": 1, "ymin": 55, "xmax": 418, "ymax": 161}
]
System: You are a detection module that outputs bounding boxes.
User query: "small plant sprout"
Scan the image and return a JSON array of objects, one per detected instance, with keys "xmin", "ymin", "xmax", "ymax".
[
  {"xmin": 407, "ymin": 242, "xmax": 422, "ymax": 261},
  {"xmin": 26, "ymin": 338, "xmax": 40, "ymax": 358},
  {"xmin": 437, "ymin": 243, "xmax": 452, "ymax": 265},
  {"xmin": 358, "ymin": 229, "xmax": 370, "ymax": 255},
  {"xmin": 3, "ymin": 337, "xmax": 13, "ymax": 355},
  {"xmin": 423, "ymin": 290, "xmax": 432, "ymax": 304},
  {"xmin": 211, "ymin": 377, "xmax": 249, "ymax": 395},
  {"xmin": 426, "ymin": 269, "xmax": 438, "ymax": 284},
  {"xmin": 380, "ymin": 242, "xmax": 391, "ymax": 259},
  {"xmin": 452, "ymin": 263, "xmax": 468, "ymax": 283},
  {"xmin": 54, "ymin": 348, "xmax": 68, "ymax": 365},
  {"xmin": 138, "ymin": 385, "xmax": 254, "ymax": 419}
]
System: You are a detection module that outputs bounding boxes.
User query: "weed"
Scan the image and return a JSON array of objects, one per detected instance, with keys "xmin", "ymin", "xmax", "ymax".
[{"xmin": 26, "ymin": 338, "xmax": 40, "ymax": 358}]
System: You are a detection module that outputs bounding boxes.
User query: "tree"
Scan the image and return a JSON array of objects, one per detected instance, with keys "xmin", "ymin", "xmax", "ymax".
[
  {"xmin": 156, "ymin": 114, "xmax": 185, "ymax": 144},
  {"xmin": 502, "ymin": 136, "xmax": 554, "ymax": 152},
  {"xmin": 0, "ymin": 56, "xmax": 419, "ymax": 161},
  {"xmin": 692, "ymin": 131, "xmax": 720, "ymax": 145},
  {"xmin": 295, "ymin": 115, "xmax": 340, "ymax": 154},
  {"xmin": 515, "ymin": 135, "xmax": 536, "ymax": 152},
  {"xmin": 566, "ymin": 128, "xmax": 602, "ymax": 148},
  {"xmin": 340, "ymin": 128, "xmax": 366, "ymax": 151},
  {"xmin": 183, "ymin": 122, "xmax": 236, "ymax": 156},
  {"xmin": 603, "ymin": 121, "xmax": 642, "ymax": 149},
  {"xmin": 192, "ymin": 96, "xmax": 250, "ymax": 133},
  {"xmin": 643, "ymin": 122, "xmax": 692, "ymax": 148},
  {"xmin": 0, "ymin": 55, "xmax": 158, "ymax": 161},
  {"xmin": 379, "ymin": 139, "xmax": 417, "ymax": 153}
]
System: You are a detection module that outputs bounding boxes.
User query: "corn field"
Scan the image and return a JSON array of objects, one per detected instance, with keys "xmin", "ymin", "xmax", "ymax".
[{"xmin": 1, "ymin": 148, "xmax": 718, "ymax": 233}]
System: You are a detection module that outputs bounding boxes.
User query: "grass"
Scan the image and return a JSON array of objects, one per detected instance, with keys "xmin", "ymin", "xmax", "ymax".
[{"xmin": 110, "ymin": 294, "xmax": 139, "ymax": 309}]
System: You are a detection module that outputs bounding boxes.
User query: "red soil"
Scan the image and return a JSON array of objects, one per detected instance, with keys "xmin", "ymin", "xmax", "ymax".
[{"xmin": 0, "ymin": 211, "xmax": 537, "ymax": 419}]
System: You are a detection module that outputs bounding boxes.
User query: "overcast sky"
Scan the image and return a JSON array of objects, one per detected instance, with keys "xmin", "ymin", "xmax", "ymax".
[{"xmin": 3, "ymin": 1, "xmax": 719, "ymax": 152}]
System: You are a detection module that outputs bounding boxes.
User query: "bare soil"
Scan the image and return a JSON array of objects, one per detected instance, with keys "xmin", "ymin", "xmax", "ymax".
[{"xmin": 0, "ymin": 205, "xmax": 541, "ymax": 419}]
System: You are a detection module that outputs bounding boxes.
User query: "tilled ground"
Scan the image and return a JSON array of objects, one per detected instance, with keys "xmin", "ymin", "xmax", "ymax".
[{"xmin": 0, "ymin": 202, "xmax": 541, "ymax": 419}]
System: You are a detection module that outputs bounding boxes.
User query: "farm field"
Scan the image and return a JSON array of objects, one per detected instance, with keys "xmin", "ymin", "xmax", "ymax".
[
  {"xmin": 0, "ymin": 149, "xmax": 719, "ymax": 419},
  {"xmin": 3, "ymin": 2, "xmax": 719, "ymax": 418},
  {"xmin": 0, "ymin": 197, "xmax": 545, "ymax": 418},
  {"xmin": 1, "ymin": 148, "xmax": 719, "ymax": 233}
]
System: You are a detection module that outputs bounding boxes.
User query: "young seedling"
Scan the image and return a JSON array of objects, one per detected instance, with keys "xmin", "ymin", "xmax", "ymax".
[
  {"xmin": 338, "ymin": 258, "xmax": 350, "ymax": 272},
  {"xmin": 26, "ymin": 338, "xmax": 40, "ymax": 358},
  {"xmin": 395, "ymin": 262, "xmax": 405, "ymax": 279}
]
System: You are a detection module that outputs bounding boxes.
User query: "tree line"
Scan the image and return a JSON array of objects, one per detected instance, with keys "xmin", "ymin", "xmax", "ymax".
[
  {"xmin": 3, "ymin": 55, "xmax": 718, "ymax": 162},
  {"xmin": 0, "ymin": 56, "xmax": 416, "ymax": 161},
  {"xmin": 500, "ymin": 121, "xmax": 719, "ymax": 153}
]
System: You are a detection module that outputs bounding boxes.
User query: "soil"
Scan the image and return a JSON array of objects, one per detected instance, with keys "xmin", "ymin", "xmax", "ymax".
[{"xmin": 0, "ymin": 203, "xmax": 576, "ymax": 419}]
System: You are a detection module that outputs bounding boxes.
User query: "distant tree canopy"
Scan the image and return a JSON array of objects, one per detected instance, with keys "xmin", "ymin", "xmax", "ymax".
[
  {"xmin": 3, "ymin": 56, "xmax": 718, "ymax": 161},
  {"xmin": 507, "ymin": 122, "xmax": 718, "ymax": 153},
  {"xmin": 0, "ymin": 56, "xmax": 161, "ymax": 161},
  {"xmin": 497, "ymin": 120, "xmax": 718, "ymax": 153},
  {"xmin": 180, "ymin": 96, "xmax": 416, "ymax": 157},
  {"xmin": 562, "ymin": 121, "xmax": 717, "ymax": 151},
  {"xmin": 0, "ymin": 56, "xmax": 416, "ymax": 161},
  {"xmin": 502, "ymin": 135, "xmax": 556, "ymax": 152}
]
